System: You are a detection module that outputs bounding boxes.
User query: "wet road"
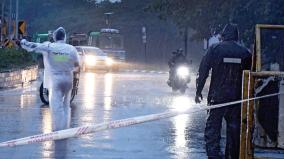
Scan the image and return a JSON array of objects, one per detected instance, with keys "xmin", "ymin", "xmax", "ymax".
[{"xmin": 0, "ymin": 71, "xmax": 208, "ymax": 159}]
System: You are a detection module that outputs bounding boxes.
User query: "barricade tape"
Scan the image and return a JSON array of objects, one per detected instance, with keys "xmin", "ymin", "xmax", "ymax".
[
  {"xmin": 122, "ymin": 69, "xmax": 169, "ymax": 74},
  {"xmin": 121, "ymin": 69, "xmax": 197, "ymax": 76},
  {"xmin": 0, "ymin": 92, "xmax": 283, "ymax": 148}
]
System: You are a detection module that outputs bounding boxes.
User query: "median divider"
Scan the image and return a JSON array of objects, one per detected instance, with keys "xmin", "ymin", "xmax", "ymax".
[{"xmin": 0, "ymin": 65, "xmax": 38, "ymax": 89}]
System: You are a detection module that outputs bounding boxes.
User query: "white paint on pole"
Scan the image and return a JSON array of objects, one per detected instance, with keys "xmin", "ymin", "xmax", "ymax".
[
  {"xmin": 15, "ymin": 0, "xmax": 19, "ymax": 39},
  {"xmin": 0, "ymin": 92, "xmax": 283, "ymax": 148},
  {"xmin": 142, "ymin": 26, "xmax": 146, "ymax": 44},
  {"xmin": 8, "ymin": 0, "xmax": 12, "ymax": 39}
]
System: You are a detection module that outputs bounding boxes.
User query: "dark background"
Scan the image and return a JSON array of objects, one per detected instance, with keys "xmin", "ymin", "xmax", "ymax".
[{"xmin": 15, "ymin": 0, "xmax": 284, "ymax": 68}]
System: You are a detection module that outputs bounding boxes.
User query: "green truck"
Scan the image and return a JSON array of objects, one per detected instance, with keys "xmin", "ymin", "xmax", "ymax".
[
  {"xmin": 88, "ymin": 29, "xmax": 126, "ymax": 63},
  {"xmin": 69, "ymin": 29, "xmax": 126, "ymax": 70},
  {"xmin": 32, "ymin": 33, "xmax": 49, "ymax": 43}
]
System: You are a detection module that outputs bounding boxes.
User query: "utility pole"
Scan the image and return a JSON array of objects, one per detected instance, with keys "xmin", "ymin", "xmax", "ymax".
[
  {"xmin": 1, "ymin": 0, "xmax": 5, "ymax": 42},
  {"xmin": 15, "ymin": 0, "xmax": 18, "ymax": 39},
  {"xmin": 8, "ymin": 0, "xmax": 11, "ymax": 40},
  {"xmin": 184, "ymin": 26, "xmax": 188, "ymax": 57},
  {"xmin": 142, "ymin": 26, "xmax": 147, "ymax": 63}
]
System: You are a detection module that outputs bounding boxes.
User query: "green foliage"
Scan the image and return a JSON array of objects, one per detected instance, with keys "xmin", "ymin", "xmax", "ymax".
[
  {"xmin": 148, "ymin": 0, "xmax": 284, "ymax": 45},
  {"xmin": 0, "ymin": 49, "xmax": 36, "ymax": 72},
  {"xmin": 20, "ymin": 0, "xmax": 103, "ymax": 33},
  {"xmin": 20, "ymin": 0, "xmax": 154, "ymax": 34},
  {"xmin": 19, "ymin": 0, "xmax": 181, "ymax": 64}
]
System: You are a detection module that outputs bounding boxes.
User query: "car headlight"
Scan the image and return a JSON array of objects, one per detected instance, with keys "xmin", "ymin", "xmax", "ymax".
[
  {"xmin": 106, "ymin": 58, "xmax": 114, "ymax": 66},
  {"xmin": 177, "ymin": 66, "xmax": 190, "ymax": 79},
  {"xmin": 85, "ymin": 55, "xmax": 96, "ymax": 66}
]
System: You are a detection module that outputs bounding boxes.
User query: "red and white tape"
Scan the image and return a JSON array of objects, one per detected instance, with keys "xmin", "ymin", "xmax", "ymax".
[
  {"xmin": 123, "ymin": 69, "xmax": 169, "ymax": 74},
  {"xmin": 0, "ymin": 111, "xmax": 180, "ymax": 147},
  {"xmin": 0, "ymin": 92, "xmax": 282, "ymax": 147}
]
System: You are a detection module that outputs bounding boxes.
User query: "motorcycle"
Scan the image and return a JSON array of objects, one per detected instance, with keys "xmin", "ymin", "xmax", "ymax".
[
  {"xmin": 39, "ymin": 72, "xmax": 80, "ymax": 105},
  {"xmin": 168, "ymin": 64, "xmax": 191, "ymax": 94}
]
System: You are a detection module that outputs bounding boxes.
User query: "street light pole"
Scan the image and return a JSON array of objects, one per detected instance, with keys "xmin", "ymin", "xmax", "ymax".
[
  {"xmin": 1, "ymin": 0, "xmax": 5, "ymax": 42},
  {"xmin": 184, "ymin": 26, "xmax": 188, "ymax": 57},
  {"xmin": 8, "ymin": 0, "xmax": 11, "ymax": 39},
  {"xmin": 15, "ymin": 0, "xmax": 18, "ymax": 39},
  {"xmin": 142, "ymin": 26, "xmax": 147, "ymax": 63}
]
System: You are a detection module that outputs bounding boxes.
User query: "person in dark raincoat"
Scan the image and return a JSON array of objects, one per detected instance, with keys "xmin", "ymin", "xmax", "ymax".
[{"xmin": 195, "ymin": 23, "xmax": 251, "ymax": 159}]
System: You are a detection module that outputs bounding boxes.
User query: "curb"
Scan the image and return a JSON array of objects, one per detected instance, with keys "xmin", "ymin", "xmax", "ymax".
[{"xmin": 0, "ymin": 65, "xmax": 38, "ymax": 89}]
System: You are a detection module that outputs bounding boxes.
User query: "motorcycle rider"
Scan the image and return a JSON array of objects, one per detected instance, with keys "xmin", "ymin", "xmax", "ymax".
[
  {"xmin": 21, "ymin": 27, "xmax": 80, "ymax": 131},
  {"xmin": 195, "ymin": 23, "xmax": 251, "ymax": 159},
  {"xmin": 167, "ymin": 49, "xmax": 189, "ymax": 86}
]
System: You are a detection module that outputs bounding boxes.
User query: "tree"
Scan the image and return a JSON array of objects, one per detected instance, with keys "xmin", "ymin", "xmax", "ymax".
[{"xmin": 148, "ymin": 0, "xmax": 284, "ymax": 46}]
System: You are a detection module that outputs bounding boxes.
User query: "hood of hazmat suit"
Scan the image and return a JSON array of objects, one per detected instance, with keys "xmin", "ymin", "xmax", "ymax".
[
  {"xmin": 208, "ymin": 34, "xmax": 221, "ymax": 47},
  {"xmin": 53, "ymin": 27, "xmax": 67, "ymax": 43}
]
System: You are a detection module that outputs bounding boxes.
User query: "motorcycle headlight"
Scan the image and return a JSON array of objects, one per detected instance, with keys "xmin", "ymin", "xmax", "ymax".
[
  {"xmin": 85, "ymin": 55, "xmax": 96, "ymax": 66},
  {"xmin": 106, "ymin": 58, "xmax": 114, "ymax": 66},
  {"xmin": 177, "ymin": 66, "xmax": 190, "ymax": 78}
]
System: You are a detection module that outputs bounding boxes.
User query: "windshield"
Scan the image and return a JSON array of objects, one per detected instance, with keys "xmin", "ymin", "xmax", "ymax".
[
  {"xmin": 83, "ymin": 47, "xmax": 106, "ymax": 56},
  {"xmin": 35, "ymin": 35, "xmax": 48, "ymax": 43},
  {"xmin": 99, "ymin": 34, "xmax": 123, "ymax": 50},
  {"xmin": 70, "ymin": 39, "xmax": 88, "ymax": 46}
]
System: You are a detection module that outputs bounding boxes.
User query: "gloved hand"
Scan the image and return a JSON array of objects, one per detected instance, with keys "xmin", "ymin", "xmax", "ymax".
[
  {"xmin": 195, "ymin": 93, "xmax": 203, "ymax": 103},
  {"xmin": 20, "ymin": 39, "xmax": 27, "ymax": 46}
]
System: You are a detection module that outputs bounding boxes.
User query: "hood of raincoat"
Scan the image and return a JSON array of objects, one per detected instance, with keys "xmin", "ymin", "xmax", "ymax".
[
  {"xmin": 53, "ymin": 27, "xmax": 66, "ymax": 42},
  {"xmin": 221, "ymin": 23, "xmax": 239, "ymax": 41}
]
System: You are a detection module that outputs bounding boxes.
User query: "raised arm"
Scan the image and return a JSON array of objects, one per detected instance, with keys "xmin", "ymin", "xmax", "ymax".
[{"xmin": 20, "ymin": 39, "xmax": 50, "ymax": 54}]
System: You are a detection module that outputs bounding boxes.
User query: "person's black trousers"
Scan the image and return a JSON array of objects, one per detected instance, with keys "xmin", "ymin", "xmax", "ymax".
[{"xmin": 205, "ymin": 103, "xmax": 241, "ymax": 159}]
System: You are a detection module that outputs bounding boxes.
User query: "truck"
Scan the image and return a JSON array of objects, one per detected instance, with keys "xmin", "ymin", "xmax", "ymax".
[
  {"xmin": 88, "ymin": 28, "xmax": 126, "ymax": 70},
  {"xmin": 68, "ymin": 33, "xmax": 88, "ymax": 46}
]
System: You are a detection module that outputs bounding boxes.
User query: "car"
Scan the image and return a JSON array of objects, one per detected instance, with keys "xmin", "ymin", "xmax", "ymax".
[
  {"xmin": 88, "ymin": 29, "xmax": 126, "ymax": 71},
  {"xmin": 75, "ymin": 46, "xmax": 114, "ymax": 72}
]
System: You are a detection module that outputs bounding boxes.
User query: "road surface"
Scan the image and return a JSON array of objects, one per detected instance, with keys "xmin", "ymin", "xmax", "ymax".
[{"xmin": 0, "ymin": 71, "xmax": 209, "ymax": 159}]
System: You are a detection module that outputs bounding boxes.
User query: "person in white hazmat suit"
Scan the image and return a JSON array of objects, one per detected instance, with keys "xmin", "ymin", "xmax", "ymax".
[
  {"xmin": 208, "ymin": 34, "xmax": 221, "ymax": 47},
  {"xmin": 21, "ymin": 27, "xmax": 80, "ymax": 131}
]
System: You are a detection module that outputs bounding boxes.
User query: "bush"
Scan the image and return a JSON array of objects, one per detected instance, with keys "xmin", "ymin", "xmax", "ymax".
[{"xmin": 0, "ymin": 48, "xmax": 37, "ymax": 72}]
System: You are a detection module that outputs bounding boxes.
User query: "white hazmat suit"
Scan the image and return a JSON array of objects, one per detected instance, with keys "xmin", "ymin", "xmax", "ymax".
[
  {"xmin": 21, "ymin": 27, "xmax": 80, "ymax": 131},
  {"xmin": 208, "ymin": 34, "xmax": 221, "ymax": 47}
]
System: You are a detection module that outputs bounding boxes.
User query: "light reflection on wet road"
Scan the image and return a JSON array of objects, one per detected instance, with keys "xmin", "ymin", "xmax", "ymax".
[{"xmin": 0, "ymin": 72, "xmax": 207, "ymax": 159}]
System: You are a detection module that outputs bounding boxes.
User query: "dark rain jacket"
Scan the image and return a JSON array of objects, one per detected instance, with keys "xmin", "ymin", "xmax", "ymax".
[
  {"xmin": 168, "ymin": 54, "xmax": 188, "ymax": 68},
  {"xmin": 196, "ymin": 24, "xmax": 251, "ymax": 103}
]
